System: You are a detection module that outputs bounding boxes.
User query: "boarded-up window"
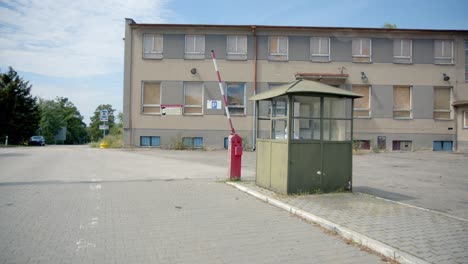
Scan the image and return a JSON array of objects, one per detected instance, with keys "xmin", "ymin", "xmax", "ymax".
[
  {"xmin": 464, "ymin": 111, "xmax": 468, "ymax": 128},
  {"xmin": 352, "ymin": 38, "xmax": 371, "ymax": 63},
  {"xmin": 184, "ymin": 82, "xmax": 203, "ymax": 114},
  {"xmin": 268, "ymin": 36, "xmax": 288, "ymax": 61},
  {"xmin": 393, "ymin": 39, "xmax": 412, "ymax": 64},
  {"xmin": 352, "ymin": 85, "xmax": 370, "ymax": 118},
  {"xmin": 185, "ymin": 35, "xmax": 205, "ymax": 59},
  {"xmin": 433, "ymin": 87, "xmax": 452, "ymax": 119},
  {"xmin": 434, "ymin": 40, "xmax": 454, "ymax": 64},
  {"xmin": 227, "ymin": 35, "xmax": 247, "ymax": 60},
  {"xmin": 227, "ymin": 83, "xmax": 245, "ymax": 115},
  {"xmin": 393, "ymin": 86, "xmax": 411, "ymax": 118},
  {"xmin": 310, "ymin": 37, "xmax": 330, "ymax": 62},
  {"xmin": 142, "ymin": 82, "xmax": 160, "ymax": 114},
  {"xmin": 143, "ymin": 34, "xmax": 163, "ymax": 59}
]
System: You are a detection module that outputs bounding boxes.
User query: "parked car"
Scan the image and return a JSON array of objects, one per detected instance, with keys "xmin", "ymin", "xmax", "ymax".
[{"xmin": 28, "ymin": 136, "xmax": 45, "ymax": 146}]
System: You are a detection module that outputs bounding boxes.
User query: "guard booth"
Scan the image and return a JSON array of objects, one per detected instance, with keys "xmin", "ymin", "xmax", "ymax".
[{"xmin": 250, "ymin": 79, "xmax": 362, "ymax": 195}]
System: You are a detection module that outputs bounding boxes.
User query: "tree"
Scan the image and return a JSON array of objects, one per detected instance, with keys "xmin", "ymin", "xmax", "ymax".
[
  {"xmin": 89, "ymin": 104, "xmax": 116, "ymax": 141},
  {"xmin": 39, "ymin": 97, "xmax": 88, "ymax": 144},
  {"xmin": 0, "ymin": 67, "xmax": 40, "ymax": 144},
  {"xmin": 383, "ymin": 23, "xmax": 397, "ymax": 29}
]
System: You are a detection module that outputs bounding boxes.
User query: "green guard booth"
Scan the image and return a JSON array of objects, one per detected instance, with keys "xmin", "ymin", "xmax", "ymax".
[{"xmin": 250, "ymin": 79, "xmax": 362, "ymax": 195}]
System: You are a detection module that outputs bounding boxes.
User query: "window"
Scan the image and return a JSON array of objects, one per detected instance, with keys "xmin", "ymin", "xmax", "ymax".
[
  {"xmin": 268, "ymin": 36, "xmax": 288, "ymax": 61},
  {"xmin": 393, "ymin": 86, "xmax": 412, "ymax": 119},
  {"xmin": 433, "ymin": 141, "xmax": 453, "ymax": 151},
  {"xmin": 182, "ymin": 137, "xmax": 203, "ymax": 149},
  {"xmin": 226, "ymin": 83, "xmax": 245, "ymax": 115},
  {"xmin": 393, "ymin": 39, "xmax": 412, "ymax": 64},
  {"xmin": 140, "ymin": 136, "xmax": 160, "ymax": 147},
  {"xmin": 393, "ymin": 141, "xmax": 412, "ymax": 151},
  {"xmin": 352, "ymin": 85, "xmax": 371, "ymax": 118},
  {"xmin": 310, "ymin": 37, "xmax": 330, "ymax": 62},
  {"xmin": 433, "ymin": 87, "xmax": 452, "ymax": 119},
  {"xmin": 185, "ymin": 35, "xmax": 205, "ymax": 59},
  {"xmin": 143, "ymin": 34, "xmax": 163, "ymax": 59},
  {"xmin": 464, "ymin": 111, "xmax": 468, "ymax": 128},
  {"xmin": 354, "ymin": 140, "xmax": 371, "ymax": 150},
  {"xmin": 352, "ymin": 38, "xmax": 371, "ymax": 62},
  {"xmin": 227, "ymin": 35, "xmax": 247, "ymax": 60},
  {"xmin": 184, "ymin": 82, "xmax": 203, "ymax": 115},
  {"xmin": 142, "ymin": 82, "xmax": 161, "ymax": 114},
  {"xmin": 434, "ymin": 40, "xmax": 454, "ymax": 64},
  {"xmin": 465, "ymin": 41, "xmax": 468, "ymax": 81}
]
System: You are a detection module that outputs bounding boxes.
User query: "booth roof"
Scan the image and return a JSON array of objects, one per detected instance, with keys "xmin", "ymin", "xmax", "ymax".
[{"xmin": 249, "ymin": 79, "xmax": 363, "ymax": 101}]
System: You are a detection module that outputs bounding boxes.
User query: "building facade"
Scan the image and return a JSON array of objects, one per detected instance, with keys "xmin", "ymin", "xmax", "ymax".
[{"xmin": 123, "ymin": 19, "xmax": 468, "ymax": 152}]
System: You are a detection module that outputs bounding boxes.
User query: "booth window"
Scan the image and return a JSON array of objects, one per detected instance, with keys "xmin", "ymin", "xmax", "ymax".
[
  {"xmin": 310, "ymin": 37, "xmax": 330, "ymax": 62},
  {"xmin": 352, "ymin": 85, "xmax": 371, "ymax": 118},
  {"xmin": 227, "ymin": 35, "xmax": 247, "ymax": 60},
  {"xmin": 352, "ymin": 38, "xmax": 371, "ymax": 63},
  {"xmin": 393, "ymin": 39, "xmax": 412, "ymax": 64},
  {"xmin": 268, "ymin": 36, "xmax": 288, "ymax": 61},
  {"xmin": 143, "ymin": 34, "xmax": 163, "ymax": 59},
  {"xmin": 142, "ymin": 82, "xmax": 161, "ymax": 114},
  {"xmin": 433, "ymin": 87, "xmax": 452, "ymax": 120},
  {"xmin": 184, "ymin": 82, "xmax": 203, "ymax": 115},
  {"xmin": 393, "ymin": 86, "xmax": 412, "ymax": 119},
  {"xmin": 464, "ymin": 111, "xmax": 468, "ymax": 128},
  {"xmin": 226, "ymin": 83, "xmax": 245, "ymax": 115},
  {"xmin": 271, "ymin": 96, "xmax": 288, "ymax": 140},
  {"xmin": 322, "ymin": 97, "xmax": 352, "ymax": 141},
  {"xmin": 185, "ymin": 35, "xmax": 205, "ymax": 59},
  {"xmin": 292, "ymin": 96, "xmax": 321, "ymax": 140}
]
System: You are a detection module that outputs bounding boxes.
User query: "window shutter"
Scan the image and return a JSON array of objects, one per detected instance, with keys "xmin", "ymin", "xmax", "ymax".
[
  {"xmin": 143, "ymin": 35, "xmax": 153, "ymax": 53},
  {"xmin": 227, "ymin": 36, "xmax": 236, "ymax": 53},
  {"xmin": 402, "ymin": 39, "xmax": 411, "ymax": 57},
  {"xmin": 352, "ymin": 39, "xmax": 361, "ymax": 56},
  {"xmin": 278, "ymin": 37, "xmax": 287, "ymax": 55}
]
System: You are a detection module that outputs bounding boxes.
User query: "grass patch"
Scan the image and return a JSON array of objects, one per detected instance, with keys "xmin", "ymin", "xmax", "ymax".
[{"xmin": 89, "ymin": 134, "xmax": 122, "ymax": 148}]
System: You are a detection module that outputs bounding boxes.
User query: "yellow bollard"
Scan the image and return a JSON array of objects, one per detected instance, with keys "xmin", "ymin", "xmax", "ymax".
[{"xmin": 99, "ymin": 141, "xmax": 109, "ymax": 149}]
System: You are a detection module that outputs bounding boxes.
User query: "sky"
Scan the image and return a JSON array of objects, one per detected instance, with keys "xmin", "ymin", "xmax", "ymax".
[{"xmin": 1, "ymin": 0, "xmax": 467, "ymax": 124}]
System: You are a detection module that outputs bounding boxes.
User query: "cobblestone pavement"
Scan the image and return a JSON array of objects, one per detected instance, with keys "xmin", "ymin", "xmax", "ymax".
[
  {"xmin": 0, "ymin": 146, "xmax": 383, "ymax": 264},
  {"xmin": 234, "ymin": 181, "xmax": 468, "ymax": 264}
]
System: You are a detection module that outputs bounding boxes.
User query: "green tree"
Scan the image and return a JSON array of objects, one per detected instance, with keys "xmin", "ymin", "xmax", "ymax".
[
  {"xmin": 38, "ymin": 97, "xmax": 88, "ymax": 144},
  {"xmin": 0, "ymin": 67, "xmax": 40, "ymax": 144},
  {"xmin": 382, "ymin": 22, "xmax": 397, "ymax": 29},
  {"xmin": 109, "ymin": 111, "xmax": 123, "ymax": 136},
  {"xmin": 89, "ymin": 104, "xmax": 115, "ymax": 141}
]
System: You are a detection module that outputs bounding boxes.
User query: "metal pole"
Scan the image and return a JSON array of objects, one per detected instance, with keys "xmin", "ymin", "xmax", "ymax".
[
  {"xmin": 5, "ymin": 136, "xmax": 8, "ymax": 146},
  {"xmin": 210, "ymin": 50, "xmax": 236, "ymax": 134}
]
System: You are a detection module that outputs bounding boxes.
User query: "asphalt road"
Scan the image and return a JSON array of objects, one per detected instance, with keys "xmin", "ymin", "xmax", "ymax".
[{"xmin": 0, "ymin": 146, "xmax": 383, "ymax": 264}]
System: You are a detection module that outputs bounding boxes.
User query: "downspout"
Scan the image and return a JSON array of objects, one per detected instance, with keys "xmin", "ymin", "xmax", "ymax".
[
  {"xmin": 129, "ymin": 25, "xmax": 134, "ymax": 146},
  {"xmin": 252, "ymin": 26, "xmax": 258, "ymax": 150}
]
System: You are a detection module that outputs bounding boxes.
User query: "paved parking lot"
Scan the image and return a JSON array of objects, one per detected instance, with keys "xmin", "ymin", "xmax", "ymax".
[{"xmin": 0, "ymin": 146, "xmax": 383, "ymax": 264}]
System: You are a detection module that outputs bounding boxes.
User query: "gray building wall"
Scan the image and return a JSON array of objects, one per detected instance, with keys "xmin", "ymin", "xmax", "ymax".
[
  {"xmin": 371, "ymin": 85, "xmax": 393, "ymax": 118},
  {"xmin": 354, "ymin": 132, "xmax": 455, "ymax": 151}
]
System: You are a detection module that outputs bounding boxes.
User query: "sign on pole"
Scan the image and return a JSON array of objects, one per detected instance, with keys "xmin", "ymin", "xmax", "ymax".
[
  {"xmin": 100, "ymin": 110, "xmax": 109, "ymax": 122},
  {"xmin": 99, "ymin": 125, "xmax": 109, "ymax": 130}
]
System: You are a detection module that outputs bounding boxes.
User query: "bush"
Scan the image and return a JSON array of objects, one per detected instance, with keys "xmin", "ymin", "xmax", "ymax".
[{"xmin": 89, "ymin": 134, "xmax": 122, "ymax": 148}]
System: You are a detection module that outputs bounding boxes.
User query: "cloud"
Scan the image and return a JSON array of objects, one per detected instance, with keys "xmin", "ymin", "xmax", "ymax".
[{"xmin": 0, "ymin": 0, "xmax": 172, "ymax": 77}]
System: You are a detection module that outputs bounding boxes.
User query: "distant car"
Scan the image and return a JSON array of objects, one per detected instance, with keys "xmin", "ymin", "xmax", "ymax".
[{"xmin": 28, "ymin": 136, "xmax": 45, "ymax": 146}]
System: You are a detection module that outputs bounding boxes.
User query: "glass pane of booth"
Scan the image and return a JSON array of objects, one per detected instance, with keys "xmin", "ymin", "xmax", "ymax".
[
  {"xmin": 272, "ymin": 119, "xmax": 287, "ymax": 140},
  {"xmin": 292, "ymin": 118, "xmax": 320, "ymax": 140},
  {"xmin": 258, "ymin": 119, "xmax": 271, "ymax": 139},
  {"xmin": 323, "ymin": 120, "xmax": 351, "ymax": 141},
  {"xmin": 258, "ymin": 100, "xmax": 271, "ymax": 118},
  {"xmin": 293, "ymin": 96, "xmax": 320, "ymax": 118},
  {"xmin": 272, "ymin": 96, "xmax": 288, "ymax": 117},
  {"xmin": 323, "ymin": 98, "xmax": 352, "ymax": 119}
]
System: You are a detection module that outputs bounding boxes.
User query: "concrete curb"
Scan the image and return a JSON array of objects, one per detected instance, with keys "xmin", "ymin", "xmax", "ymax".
[{"xmin": 227, "ymin": 181, "xmax": 431, "ymax": 264}]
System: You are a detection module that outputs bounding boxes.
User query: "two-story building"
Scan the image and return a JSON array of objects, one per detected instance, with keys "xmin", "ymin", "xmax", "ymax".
[{"xmin": 123, "ymin": 18, "xmax": 468, "ymax": 152}]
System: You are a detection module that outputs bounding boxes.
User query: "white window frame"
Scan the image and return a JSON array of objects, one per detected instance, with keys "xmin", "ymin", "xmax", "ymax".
[
  {"xmin": 226, "ymin": 83, "xmax": 246, "ymax": 116},
  {"xmin": 434, "ymin": 40, "xmax": 454, "ymax": 64},
  {"xmin": 183, "ymin": 82, "xmax": 204, "ymax": 115},
  {"xmin": 227, "ymin": 35, "xmax": 247, "ymax": 55},
  {"xmin": 393, "ymin": 39, "xmax": 412, "ymax": 63},
  {"xmin": 310, "ymin": 37, "xmax": 330, "ymax": 62},
  {"xmin": 353, "ymin": 85, "xmax": 372, "ymax": 118},
  {"xmin": 352, "ymin": 38, "xmax": 372, "ymax": 62},
  {"xmin": 433, "ymin": 87, "xmax": 453, "ymax": 120},
  {"xmin": 465, "ymin": 41, "xmax": 468, "ymax": 82},
  {"xmin": 143, "ymin": 34, "xmax": 163, "ymax": 59},
  {"xmin": 393, "ymin": 86, "xmax": 413, "ymax": 119},
  {"xmin": 141, "ymin": 81, "xmax": 161, "ymax": 115},
  {"xmin": 185, "ymin": 35, "xmax": 205, "ymax": 59},
  {"xmin": 464, "ymin": 111, "xmax": 468, "ymax": 128},
  {"xmin": 268, "ymin": 36, "xmax": 288, "ymax": 60}
]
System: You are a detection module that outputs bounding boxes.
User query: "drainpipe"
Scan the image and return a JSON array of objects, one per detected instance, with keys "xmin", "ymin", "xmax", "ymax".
[{"xmin": 252, "ymin": 26, "xmax": 258, "ymax": 150}]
